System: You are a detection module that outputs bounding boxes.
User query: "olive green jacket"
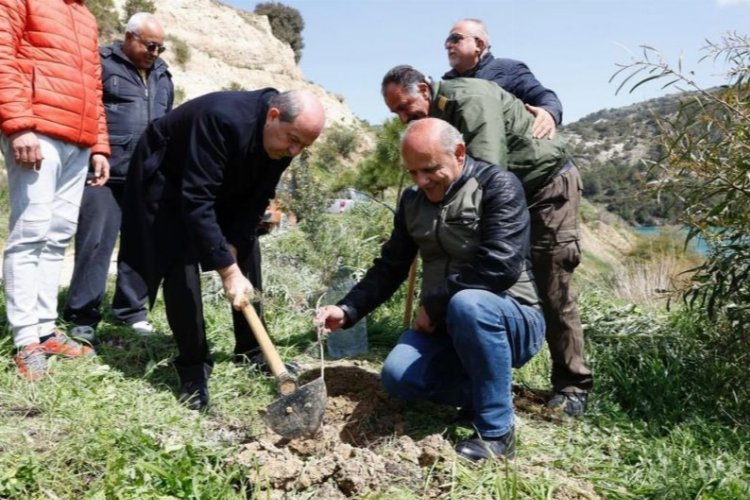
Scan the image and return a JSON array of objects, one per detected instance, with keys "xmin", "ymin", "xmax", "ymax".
[{"xmin": 430, "ymin": 78, "xmax": 568, "ymax": 195}]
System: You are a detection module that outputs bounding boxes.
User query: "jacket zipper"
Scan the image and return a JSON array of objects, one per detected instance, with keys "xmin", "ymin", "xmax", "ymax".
[{"xmin": 435, "ymin": 206, "xmax": 452, "ymax": 277}]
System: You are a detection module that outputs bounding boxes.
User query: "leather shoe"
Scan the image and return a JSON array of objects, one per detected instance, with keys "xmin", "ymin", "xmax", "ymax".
[
  {"xmin": 455, "ymin": 427, "xmax": 516, "ymax": 461},
  {"xmin": 179, "ymin": 379, "xmax": 209, "ymax": 411},
  {"xmin": 547, "ymin": 392, "xmax": 588, "ymax": 417}
]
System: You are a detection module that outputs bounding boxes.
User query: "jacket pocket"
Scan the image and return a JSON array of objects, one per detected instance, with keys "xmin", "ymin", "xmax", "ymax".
[{"xmin": 107, "ymin": 133, "xmax": 134, "ymax": 178}]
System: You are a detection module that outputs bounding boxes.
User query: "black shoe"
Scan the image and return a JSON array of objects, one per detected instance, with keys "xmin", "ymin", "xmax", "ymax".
[
  {"xmin": 546, "ymin": 392, "xmax": 588, "ymax": 417},
  {"xmin": 179, "ymin": 379, "xmax": 209, "ymax": 411},
  {"xmin": 234, "ymin": 348, "xmax": 300, "ymax": 377},
  {"xmin": 455, "ymin": 428, "xmax": 516, "ymax": 461}
]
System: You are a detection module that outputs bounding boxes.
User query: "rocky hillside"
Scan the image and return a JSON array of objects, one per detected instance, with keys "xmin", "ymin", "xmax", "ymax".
[
  {"xmin": 112, "ymin": 0, "xmax": 368, "ymax": 134},
  {"xmin": 559, "ymin": 89, "xmax": 719, "ymax": 225}
]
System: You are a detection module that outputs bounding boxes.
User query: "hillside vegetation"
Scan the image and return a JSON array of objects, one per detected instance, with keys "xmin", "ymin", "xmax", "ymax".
[
  {"xmin": 0, "ymin": 3, "xmax": 748, "ymax": 496},
  {"xmin": 561, "ymin": 92, "xmax": 693, "ymax": 225}
]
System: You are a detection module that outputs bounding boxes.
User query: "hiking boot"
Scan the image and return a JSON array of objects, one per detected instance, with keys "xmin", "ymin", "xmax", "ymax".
[
  {"xmin": 547, "ymin": 392, "xmax": 588, "ymax": 417},
  {"xmin": 14, "ymin": 343, "xmax": 48, "ymax": 381},
  {"xmin": 455, "ymin": 427, "xmax": 516, "ymax": 461},
  {"xmin": 234, "ymin": 347, "xmax": 300, "ymax": 377},
  {"xmin": 39, "ymin": 329, "xmax": 96, "ymax": 358},
  {"xmin": 130, "ymin": 320, "xmax": 155, "ymax": 336},
  {"xmin": 70, "ymin": 325, "xmax": 97, "ymax": 344},
  {"xmin": 179, "ymin": 379, "xmax": 209, "ymax": 411}
]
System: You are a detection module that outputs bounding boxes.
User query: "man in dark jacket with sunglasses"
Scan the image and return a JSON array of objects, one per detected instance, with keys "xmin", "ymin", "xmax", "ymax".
[
  {"xmin": 64, "ymin": 13, "xmax": 173, "ymax": 343},
  {"xmin": 442, "ymin": 18, "xmax": 562, "ymax": 140}
]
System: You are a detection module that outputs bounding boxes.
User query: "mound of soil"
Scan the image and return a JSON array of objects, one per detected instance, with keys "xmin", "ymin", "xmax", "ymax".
[
  {"xmin": 230, "ymin": 364, "xmax": 454, "ymax": 497},
  {"xmin": 229, "ymin": 364, "xmax": 584, "ymax": 498}
]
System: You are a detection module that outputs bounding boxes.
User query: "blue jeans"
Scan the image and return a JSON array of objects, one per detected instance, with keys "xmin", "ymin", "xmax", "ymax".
[{"xmin": 381, "ymin": 289, "xmax": 545, "ymax": 437}]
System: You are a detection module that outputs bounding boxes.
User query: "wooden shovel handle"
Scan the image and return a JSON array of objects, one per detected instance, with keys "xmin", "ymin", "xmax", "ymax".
[
  {"xmin": 403, "ymin": 257, "xmax": 418, "ymax": 327},
  {"xmin": 241, "ymin": 304, "xmax": 296, "ymax": 395}
]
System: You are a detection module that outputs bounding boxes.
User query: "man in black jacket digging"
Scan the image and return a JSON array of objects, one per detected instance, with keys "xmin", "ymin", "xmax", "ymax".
[{"xmin": 119, "ymin": 89, "xmax": 325, "ymax": 409}]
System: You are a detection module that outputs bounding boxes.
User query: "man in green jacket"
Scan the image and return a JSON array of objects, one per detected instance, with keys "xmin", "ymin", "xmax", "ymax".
[{"xmin": 381, "ymin": 65, "xmax": 593, "ymax": 416}]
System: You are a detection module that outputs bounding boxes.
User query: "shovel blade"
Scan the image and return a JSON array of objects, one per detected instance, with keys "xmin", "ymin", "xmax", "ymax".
[{"xmin": 263, "ymin": 377, "xmax": 327, "ymax": 439}]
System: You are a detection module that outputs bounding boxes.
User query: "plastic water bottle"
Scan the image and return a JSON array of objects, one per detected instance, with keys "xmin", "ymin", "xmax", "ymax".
[{"xmin": 323, "ymin": 268, "xmax": 368, "ymax": 359}]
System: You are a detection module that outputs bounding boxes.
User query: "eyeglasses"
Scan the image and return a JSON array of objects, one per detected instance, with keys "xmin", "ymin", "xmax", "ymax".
[
  {"xmin": 133, "ymin": 33, "xmax": 166, "ymax": 54},
  {"xmin": 445, "ymin": 32, "xmax": 478, "ymax": 45}
]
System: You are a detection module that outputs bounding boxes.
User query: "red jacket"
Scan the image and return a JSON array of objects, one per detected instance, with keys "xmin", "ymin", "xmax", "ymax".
[{"xmin": 0, "ymin": 0, "xmax": 109, "ymax": 155}]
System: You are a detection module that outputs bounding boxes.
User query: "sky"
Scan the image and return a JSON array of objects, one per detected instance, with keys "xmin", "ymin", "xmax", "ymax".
[{"xmin": 225, "ymin": 0, "xmax": 749, "ymax": 125}]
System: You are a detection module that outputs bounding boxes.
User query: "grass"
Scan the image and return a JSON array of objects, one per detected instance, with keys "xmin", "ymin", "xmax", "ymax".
[{"xmin": 0, "ymin": 201, "xmax": 748, "ymax": 497}]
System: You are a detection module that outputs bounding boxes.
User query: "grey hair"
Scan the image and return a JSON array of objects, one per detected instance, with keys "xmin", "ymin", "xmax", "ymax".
[
  {"xmin": 401, "ymin": 119, "xmax": 464, "ymax": 155},
  {"xmin": 459, "ymin": 18, "xmax": 491, "ymax": 48},
  {"xmin": 381, "ymin": 65, "xmax": 428, "ymax": 96},
  {"xmin": 268, "ymin": 90, "xmax": 303, "ymax": 123},
  {"xmin": 125, "ymin": 12, "xmax": 159, "ymax": 35}
]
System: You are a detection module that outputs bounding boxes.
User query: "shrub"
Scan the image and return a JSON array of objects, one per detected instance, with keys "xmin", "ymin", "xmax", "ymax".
[
  {"xmin": 166, "ymin": 35, "xmax": 190, "ymax": 69},
  {"xmin": 612, "ymin": 33, "xmax": 750, "ymax": 322},
  {"xmin": 173, "ymin": 86, "xmax": 187, "ymax": 106},
  {"xmin": 87, "ymin": 0, "xmax": 121, "ymax": 41},
  {"xmin": 254, "ymin": 2, "xmax": 304, "ymax": 63},
  {"xmin": 122, "ymin": 0, "xmax": 156, "ymax": 23},
  {"xmin": 222, "ymin": 81, "xmax": 245, "ymax": 91}
]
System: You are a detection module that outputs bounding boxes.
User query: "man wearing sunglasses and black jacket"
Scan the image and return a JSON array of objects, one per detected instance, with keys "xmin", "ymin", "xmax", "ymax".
[{"xmin": 442, "ymin": 18, "xmax": 562, "ymax": 141}]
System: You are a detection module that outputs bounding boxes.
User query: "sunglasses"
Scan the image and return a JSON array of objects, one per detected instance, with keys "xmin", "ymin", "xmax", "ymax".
[
  {"xmin": 445, "ymin": 32, "xmax": 478, "ymax": 45},
  {"xmin": 133, "ymin": 33, "xmax": 166, "ymax": 54}
]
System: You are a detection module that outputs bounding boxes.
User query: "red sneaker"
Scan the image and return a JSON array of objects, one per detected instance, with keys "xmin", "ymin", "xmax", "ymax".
[
  {"xmin": 40, "ymin": 329, "xmax": 96, "ymax": 358},
  {"xmin": 14, "ymin": 343, "xmax": 48, "ymax": 381}
]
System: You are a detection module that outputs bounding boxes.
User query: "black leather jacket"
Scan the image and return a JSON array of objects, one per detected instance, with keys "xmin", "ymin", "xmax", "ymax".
[{"xmin": 339, "ymin": 156, "xmax": 539, "ymax": 327}]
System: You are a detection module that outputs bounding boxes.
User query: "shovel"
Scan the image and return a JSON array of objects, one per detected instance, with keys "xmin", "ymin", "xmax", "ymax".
[{"xmin": 241, "ymin": 304, "xmax": 326, "ymax": 439}]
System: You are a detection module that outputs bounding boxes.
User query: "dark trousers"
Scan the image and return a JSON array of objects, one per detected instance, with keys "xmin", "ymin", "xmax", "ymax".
[
  {"xmin": 165, "ymin": 238, "xmax": 264, "ymax": 383},
  {"xmin": 232, "ymin": 238, "xmax": 264, "ymax": 355},
  {"xmin": 63, "ymin": 184, "xmax": 148, "ymax": 328},
  {"xmin": 527, "ymin": 164, "xmax": 593, "ymax": 394}
]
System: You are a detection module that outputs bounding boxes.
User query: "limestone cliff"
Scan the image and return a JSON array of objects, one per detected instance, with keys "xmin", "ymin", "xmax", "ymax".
[{"xmin": 113, "ymin": 0, "xmax": 366, "ymax": 131}]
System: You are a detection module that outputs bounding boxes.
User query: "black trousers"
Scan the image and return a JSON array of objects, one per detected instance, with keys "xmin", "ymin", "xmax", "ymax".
[
  {"xmin": 63, "ymin": 184, "xmax": 149, "ymax": 328},
  {"xmin": 166, "ymin": 238, "xmax": 264, "ymax": 383}
]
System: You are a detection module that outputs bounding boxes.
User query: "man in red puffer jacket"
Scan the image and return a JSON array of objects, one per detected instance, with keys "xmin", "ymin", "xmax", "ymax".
[{"xmin": 0, "ymin": 0, "xmax": 110, "ymax": 380}]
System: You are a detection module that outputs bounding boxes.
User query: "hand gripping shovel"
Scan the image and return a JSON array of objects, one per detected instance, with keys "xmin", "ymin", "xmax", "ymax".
[{"xmin": 241, "ymin": 304, "xmax": 326, "ymax": 439}]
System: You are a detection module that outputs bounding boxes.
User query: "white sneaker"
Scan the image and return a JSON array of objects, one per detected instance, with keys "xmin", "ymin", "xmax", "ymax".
[
  {"xmin": 70, "ymin": 325, "xmax": 96, "ymax": 344},
  {"xmin": 130, "ymin": 320, "xmax": 155, "ymax": 336}
]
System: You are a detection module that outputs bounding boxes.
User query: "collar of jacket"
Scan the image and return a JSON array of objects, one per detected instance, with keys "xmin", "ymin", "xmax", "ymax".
[
  {"xmin": 102, "ymin": 40, "xmax": 169, "ymax": 74},
  {"xmin": 441, "ymin": 51, "xmax": 495, "ymax": 80},
  {"xmin": 252, "ymin": 88, "xmax": 278, "ymax": 160},
  {"xmin": 434, "ymin": 155, "xmax": 478, "ymax": 205}
]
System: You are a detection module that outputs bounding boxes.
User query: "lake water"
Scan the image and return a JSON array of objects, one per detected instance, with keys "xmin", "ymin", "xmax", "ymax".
[{"xmin": 632, "ymin": 226, "xmax": 708, "ymax": 256}]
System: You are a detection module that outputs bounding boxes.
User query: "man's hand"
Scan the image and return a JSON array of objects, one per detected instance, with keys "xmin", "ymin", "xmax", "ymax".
[
  {"xmin": 525, "ymin": 104, "xmax": 557, "ymax": 140},
  {"xmin": 88, "ymin": 154, "xmax": 110, "ymax": 186},
  {"xmin": 414, "ymin": 306, "xmax": 436, "ymax": 334},
  {"xmin": 314, "ymin": 305, "xmax": 347, "ymax": 334},
  {"xmin": 218, "ymin": 263, "xmax": 253, "ymax": 310},
  {"xmin": 9, "ymin": 130, "xmax": 43, "ymax": 171}
]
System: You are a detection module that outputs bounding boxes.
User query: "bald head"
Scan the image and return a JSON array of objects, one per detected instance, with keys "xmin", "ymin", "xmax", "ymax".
[
  {"xmin": 401, "ymin": 118, "xmax": 465, "ymax": 203},
  {"xmin": 263, "ymin": 89, "xmax": 325, "ymax": 159}
]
